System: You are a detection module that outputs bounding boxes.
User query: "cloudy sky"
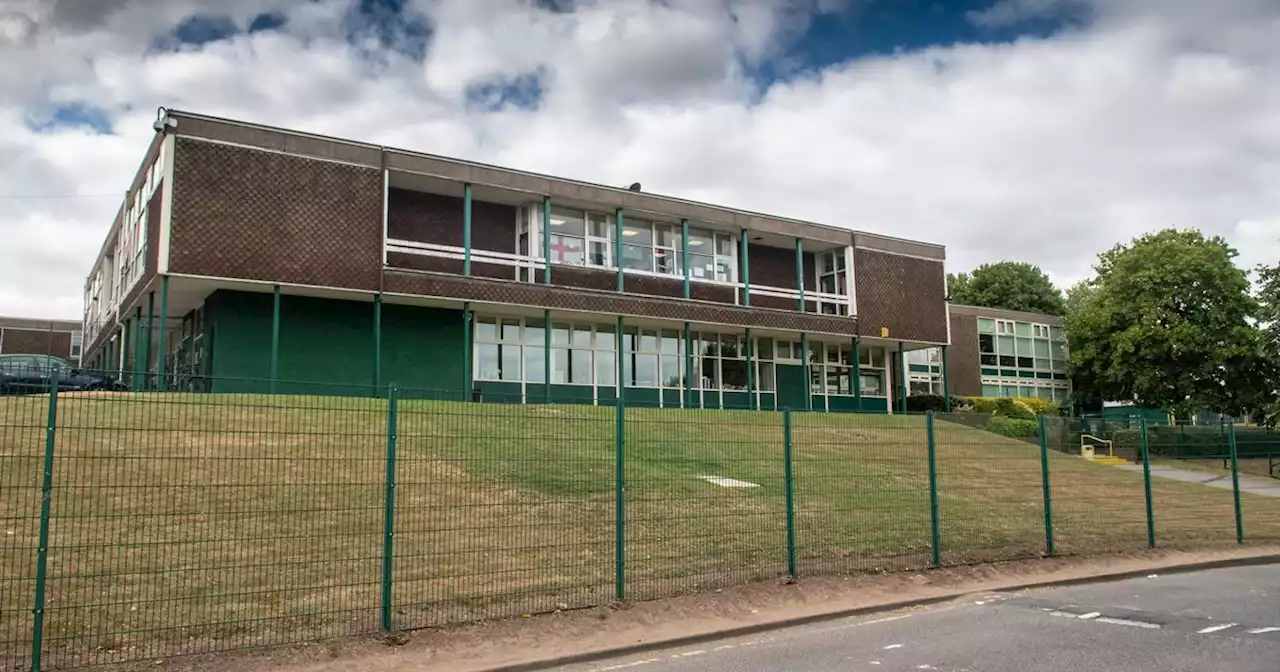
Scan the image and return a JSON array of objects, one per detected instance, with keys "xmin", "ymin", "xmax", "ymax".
[{"xmin": 2, "ymin": 0, "xmax": 1278, "ymax": 320}]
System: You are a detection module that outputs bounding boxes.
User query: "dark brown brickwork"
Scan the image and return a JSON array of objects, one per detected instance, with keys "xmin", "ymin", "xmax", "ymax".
[
  {"xmin": 854, "ymin": 249, "xmax": 947, "ymax": 343},
  {"xmin": 627, "ymin": 274, "xmax": 685, "ymax": 299},
  {"xmin": 169, "ymin": 138, "xmax": 382, "ymax": 290},
  {"xmin": 383, "ymin": 270, "xmax": 860, "ymax": 336},
  {"xmin": 386, "ymin": 189, "xmax": 516, "ymax": 253},
  {"xmin": 690, "ymin": 282, "xmax": 736, "ymax": 304},
  {"xmin": 0, "ymin": 329, "xmax": 72, "ymax": 359},
  {"xmin": 947, "ymin": 311, "xmax": 981, "ymax": 396},
  {"xmin": 748, "ymin": 244, "xmax": 815, "ymax": 292}
]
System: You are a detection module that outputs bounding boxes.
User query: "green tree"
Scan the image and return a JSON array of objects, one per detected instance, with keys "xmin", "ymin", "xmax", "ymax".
[
  {"xmin": 948, "ymin": 261, "xmax": 1066, "ymax": 315},
  {"xmin": 1254, "ymin": 261, "xmax": 1280, "ymax": 425},
  {"xmin": 1066, "ymin": 229, "xmax": 1263, "ymax": 416}
]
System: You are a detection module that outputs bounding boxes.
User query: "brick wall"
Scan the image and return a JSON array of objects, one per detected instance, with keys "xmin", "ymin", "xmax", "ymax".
[
  {"xmin": 0, "ymin": 329, "xmax": 73, "ymax": 359},
  {"xmin": 947, "ymin": 311, "xmax": 982, "ymax": 396},
  {"xmin": 854, "ymin": 249, "xmax": 948, "ymax": 344}
]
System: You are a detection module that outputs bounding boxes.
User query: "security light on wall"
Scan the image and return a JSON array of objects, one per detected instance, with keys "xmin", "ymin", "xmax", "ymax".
[{"xmin": 628, "ymin": 182, "xmax": 642, "ymax": 191}]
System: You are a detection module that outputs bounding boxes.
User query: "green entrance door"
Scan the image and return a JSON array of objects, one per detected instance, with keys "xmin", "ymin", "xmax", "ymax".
[{"xmin": 775, "ymin": 364, "xmax": 807, "ymax": 410}]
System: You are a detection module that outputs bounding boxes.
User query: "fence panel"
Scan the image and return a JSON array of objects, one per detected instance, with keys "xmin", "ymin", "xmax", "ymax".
[
  {"xmin": 932, "ymin": 412, "xmax": 1045, "ymax": 563},
  {"xmin": 1141, "ymin": 424, "xmax": 1239, "ymax": 547},
  {"xmin": 1042, "ymin": 416, "xmax": 1151, "ymax": 553},
  {"xmin": 791, "ymin": 412, "xmax": 932, "ymax": 575},
  {"xmin": 36, "ymin": 379, "xmax": 386, "ymax": 669},
  {"xmin": 624, "ymin": 404, "xmax": 787, "ymax": 601},
  {"xmin": 1234, "ymin": 427, "xmax": 1280, "ymax": 543},
  {"xmin": 393, "ymin": 389, "xmax": 615, "ymax": 627},
  {"xmin": 0, "ymin": 392, "xmax": 47, "ymax": 671}
]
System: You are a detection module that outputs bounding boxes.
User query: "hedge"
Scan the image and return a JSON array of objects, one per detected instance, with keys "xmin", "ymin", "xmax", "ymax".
[
  {"xmin": 985, "ymin": 416, "xmax": 1040, "ymax": 438},
  {"xmin": 1111, "ymin": 425, "xmax": 1280, "ymax": 459},
  {"xmin": 904, "ymin": 395, "xmax": 1059, "ymax": 418}
]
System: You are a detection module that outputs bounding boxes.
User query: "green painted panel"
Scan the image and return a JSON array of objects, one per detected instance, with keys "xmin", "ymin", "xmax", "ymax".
[
  {"xmin": 827, "ymin": 395, "xmax": 858, "ymax": 412},
  {"xmin": 598, "ymin": 386, "xmax": 618, "ymax": 405},
  {"xmin": 661, "ymin": 389, "xmax": 683, "ymax": 408},
  {"xmin": 205, "ymin": 290, "xmax": 464, "ymax": 397},
  {"xmin": 775, "ymin": 364, "xmax": 806, "ymax": 410},
  {"xmin": 476, "ymin": 381, "xmax": 521, "ymax": 403},
  {"xmin": 759, "ymin": 392, "xmax": 777, "ymax": 411},
  {"xmin": 722, "ymin": 391, "xmax": 751, "ymax": 409},
  {"xmin": 551, "ymin": 384, "xmax": 595, "ymax": 405},
  {"xmin": 1035, "ymin": 372, "xmax": 1053, "ymax": 380},
  {"xmin": 908, "ymin": 364, "xmax": 931, "ymax": 373},
  {"xmin": 999, "ymin": 369, "xmax": 1018, "ymax": 377},
  {"xmin": 980, "ymin": 367, "xmax": 1000, "ymax": 376},
  {"xmin": 624, "ymin": 387, "xmax": 661, "ymax": 408},
  {"xmin": 859, "ymin": 396, "xmax": 889, "ymax": 413}
]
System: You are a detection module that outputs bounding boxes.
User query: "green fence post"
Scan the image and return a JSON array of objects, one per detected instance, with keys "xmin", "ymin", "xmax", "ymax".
[
  {"xmin": 1228, "ymin": 421, "xmax": 1243, "ymax": 544},
  {"xmin": 270, "ymin": 285, "xmax": 281, "ymax": 393},
  {"xmin": 380, "ymin": 384, "xmax": 399, "ymax": 632},
  {"xmin": 30, "ymin": 368, "xmax": 59, "ymax": 671},
  {"xmin": 1140, "ymin": 417, "xmax": 1156, "ymax": 548},
  {"xmin": 783, "ymin": 408, "xmax": 797, "ymax": 579},
  {"xmin": 614, "ymin": 399, "xmax": 626, "ymax": 600},
  {"xmin": 926, "ymin": 410, "xmax": 941, "ymax": 567},
  {"xmin": 156, "ymin": 276, "xmax": 169, "ymax": 391},
  {"xmin": 1037, "ymin": 415, "xmax": 1055, "ymax": 556},
  {"xmin": 544, "ymin": 309, "xmax": 552, "ymax": 403}
]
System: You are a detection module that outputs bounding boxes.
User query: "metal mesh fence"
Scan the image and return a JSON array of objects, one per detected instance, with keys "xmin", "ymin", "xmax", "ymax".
[
  {"xmin": 4, "ymin": 375, "xmax": 1280, "ymax": 670},
  {"xmin": 791, "ymin": 412, "xmax": 933, "ymax": 575},
  {"xmin": 932, "ymin": 412, "xmax": 1045, "ymax": 564}
]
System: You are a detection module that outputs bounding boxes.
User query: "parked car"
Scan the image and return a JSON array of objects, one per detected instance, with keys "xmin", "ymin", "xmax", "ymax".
[{"xmin": 0, "ymin": 354, "xmax": 126, "ymax": 395}]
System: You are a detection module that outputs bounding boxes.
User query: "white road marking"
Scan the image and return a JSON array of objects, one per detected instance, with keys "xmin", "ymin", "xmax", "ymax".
[
  {"xmin": 883, "ymin": 644, "xmax": 903, "ymax": 649},
  {"xmin": 1095, "ymin": 617, "xmax": 1161, "ymax": 629},
  {"xmin": 870, "ymin": 662, "xmax": 881, "ymax": 666},
  {"xmin": 670, "ymin": 650, "xmax": 705, "ymax": 658},
  {"xmin": 858, "ymin": 614, "xmax": 912, "ymax": 626},
  {"xmin": 1198, "ymin": 623, "xmax": 1238, "ymax": 634},
  {"xmin": 1078, "ymin": 612, "xmax": 1101, "ymax": 620},
  {"xmin": 1048, "ymin": 610, "xmax": 1079, "ymax": 618},
  {"xmin": 1247, "ymin": 627, "xmax": 1280, "ymax": 634},
  {"xmin": 713, "ymin": 645, "xmax": 735, "ymax": 651},
  {"xmin": 592, "ymin": 658, "xmax": 661, "ymax": 671}
]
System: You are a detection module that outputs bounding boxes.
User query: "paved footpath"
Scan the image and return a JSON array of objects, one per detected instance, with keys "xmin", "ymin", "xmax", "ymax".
[
  {"xmin": 551, "ymin": 564, "xmax": 1280, "ymax": 672},
  {"xmin": 1115, "ymin": 464, "xmax": 1280, "ymax": 498}
]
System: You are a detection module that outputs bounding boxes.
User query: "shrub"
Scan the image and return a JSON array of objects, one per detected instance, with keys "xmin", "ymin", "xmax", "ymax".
[
  {"xmin": 905, "ymin": 395, "xmax": 970, "ymax": 412},
  {"xmin": 993, "ymin": 397, "xmax": 1036, "ymax": 420},
  {"xmin": 985, "ymin": 417, "xmax": 1040, "ymax": 438},
  {"xmin": 1013, "ymin": 397, "xmax": 1060, "ymax": 416}
]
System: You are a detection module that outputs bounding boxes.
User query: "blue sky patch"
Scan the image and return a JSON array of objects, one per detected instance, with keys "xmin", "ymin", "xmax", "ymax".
[
  {"xmin": 154, "ymin": 14, "xmax": 239, "ymax": 51},
  {"xmin": 27, "ymin": 103, "xmax": 114, "ymax": 135},
  {"xmin": 346, "ymin": 0, "xmax": 432, "ymax": 62},
  {"xmin": 465, "ymin": 72, "xmax": 545, "ymax": 112},
  {"xmin": 248, "ymin": 11, "xmax": 288, "ymax": 33}
]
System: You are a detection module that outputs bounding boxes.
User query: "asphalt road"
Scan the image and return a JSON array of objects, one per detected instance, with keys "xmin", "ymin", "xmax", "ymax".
[{"xmin": 551, "ymin": 564, "xmax": 1280, "ymax": 672}]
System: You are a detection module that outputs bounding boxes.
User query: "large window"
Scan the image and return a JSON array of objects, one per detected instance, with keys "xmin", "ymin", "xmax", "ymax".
[
  {"xmin": 976, "ymin": 317, "xmax": 1070, "ymax": 401},
  {"xmin": 816, "ymin": 250, "xmax": 850, "ymax": 315},
  {"xmin": 542, "ymin": 207, "xmax": 613, "ymax": 268}
]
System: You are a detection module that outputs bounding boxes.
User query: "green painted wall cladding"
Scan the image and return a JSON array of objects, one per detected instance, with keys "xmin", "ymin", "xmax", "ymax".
[{"xmin": 204, "ymin": 290, "xmax": 463, "ymax": 396}]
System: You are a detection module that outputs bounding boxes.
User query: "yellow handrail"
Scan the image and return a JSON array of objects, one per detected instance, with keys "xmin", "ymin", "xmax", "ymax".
[{"xmin": 1080, "ymin": 434, "xmax": 1114, "ymax": 458}]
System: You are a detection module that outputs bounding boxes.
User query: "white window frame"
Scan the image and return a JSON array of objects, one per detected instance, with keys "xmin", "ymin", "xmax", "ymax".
[{"xmin": 814, "ymin": 249, "xmax": 851, "ymax": 316}]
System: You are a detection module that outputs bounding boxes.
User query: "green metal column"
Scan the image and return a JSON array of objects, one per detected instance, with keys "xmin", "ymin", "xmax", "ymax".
[
  {"xmin": 132, "ymin": 306, "xmax": 143, "ymax": 392},
  {"xmin": 783, "ymin": 408, "xmax": 797, "ymax": 578},
  {"xmin": 681, "ymin": 220, "xmax": 691, "ymax": 299},
  {"xmin": 542, "ymin": 196, "xmax": 552, "ymax": 284},
  {"xmin": 740, "ymin": 229, "xmax": 751, "ymax": 306},
  {"xmin": 373, "ymin": 293, "xmax": 383, "ymax": 393},
  {"xmin": 1140, "ymin": 418, "xmax": 1156, "ymax": 548},
  {"xmin": 852, "ymin": 337, "xmax": 862, "ymax": 411},
  {"xmin": 462, "ymin": 303, "xmax": 472, "ymax": 400},
  {"xmin": 544, "ymin": 309, "xmax": 552, "ymax": 403},
  {"xmin": 746, "ymin": 328, "xmax": 755, "ymax": 410},
  {"xmin": 614, "ymin": 397, "xmax": 626, "ymax": 599},
  {"xmin": 800, "ymin": 332, "xmax": 812, "ymax": 411},
  {"xmin": 1037, "ymin": 414, "xmax": 1056, "ymax": 556},
  {"xmin": 463, "ymin": 183, "xmax": 473, "ymax": 276},
  {"xmin": 156, "ymin": 276, "xmax": 169, "ymax": 391},
  {"xmin": 144, "ymin": 290, "xmax": 154, "ymax": 390},
  {"xmin": 941, "ymin": 346, "xmax": 951, "ymax": 411},
  {"xmin": 270, "ymin": 285, "xmax": 281, "ymax": 393},
  {"xmin": 615, "ymin": 209, "xmax": 624, "ymax": 291},
  {"xmin": 926, "ymin": 410, "xmax": 941, "ymax": 567},
  {"xmin": 29, "ymin": 370, "xmax": 59, "ymax": 672},
  {"xmin": 794, "ymin": 238, "xmax": 805, "ymax": 311},
  {"xmin": 683, "ymin": 322, "xmax": 693, "ymax": 409},
  {"xmin": 121, "ymin": 320, "xmax": 130, "ymax": 384},
  {"xmin": 380, "ymin": 384, "xmax": 399, "ymax": 632},
  {"xmin": 616, "ymin": 316, "xmax": 625, "ymax": 400},
  {"xmin": 1228, "ymin": 421, "xmax": 1243, "ymax": 544}
]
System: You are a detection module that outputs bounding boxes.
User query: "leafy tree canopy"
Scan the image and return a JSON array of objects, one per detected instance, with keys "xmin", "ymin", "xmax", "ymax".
[
  {"xmin": 1254, "ymin": 260, "xmax": 1280, "ymax": 425},
  {"xmin": 1065, "ymin": 229, "xmax": 1264, "ymax": 416},
  {"xmin": 948, "ymin": 261, "xmax": 1066, "ymax": 315}
]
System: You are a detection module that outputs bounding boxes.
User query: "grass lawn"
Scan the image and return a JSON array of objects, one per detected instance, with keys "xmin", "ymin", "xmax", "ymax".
[{"xmin": 4, "ymin": 393, "xmax": 1280, "ymax": 669}]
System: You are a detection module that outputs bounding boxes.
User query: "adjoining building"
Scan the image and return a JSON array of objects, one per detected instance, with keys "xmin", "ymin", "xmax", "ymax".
[
  {"xmin": 907, "ymin": 304, "xmax": 1071, "ymax": 404},
  {"xmin": 79, "ymin": 108, "xmax": 953, "ymax": 411},
  {"xmin": 0, "ymin": 316, "xmax": 82, "ymax": 364}
]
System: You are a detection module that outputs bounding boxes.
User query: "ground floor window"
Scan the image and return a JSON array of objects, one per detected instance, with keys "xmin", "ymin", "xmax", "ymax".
[{"xmin": 981, "ymin": 379, "xmax": 1070, "ymax": 403}]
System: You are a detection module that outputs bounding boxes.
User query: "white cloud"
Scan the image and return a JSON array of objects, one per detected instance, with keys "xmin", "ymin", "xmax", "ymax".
[{"xmin": 0, "ymin": 0, "xmax": 1278, "ymax": 319}]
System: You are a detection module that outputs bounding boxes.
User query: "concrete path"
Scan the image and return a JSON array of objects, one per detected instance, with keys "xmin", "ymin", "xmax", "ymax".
[
  {"xmin": 551, "ymin": 564, "xmax": 1280, "ymax": 672},
  {"xmin": 1115, "ymin": 464, "xmax": 1280, "ymax": 498}
]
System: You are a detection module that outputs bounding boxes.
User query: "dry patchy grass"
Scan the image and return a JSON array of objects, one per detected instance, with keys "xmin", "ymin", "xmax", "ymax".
[{"xmin": 3, "ymin": 393, "xmax": 1280, "ymax": 669}]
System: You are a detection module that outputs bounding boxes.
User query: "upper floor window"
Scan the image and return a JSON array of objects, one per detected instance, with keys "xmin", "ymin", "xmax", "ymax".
[{"xmin": 816, "ymin": 250, "xmax": 849, "ymax": 315}]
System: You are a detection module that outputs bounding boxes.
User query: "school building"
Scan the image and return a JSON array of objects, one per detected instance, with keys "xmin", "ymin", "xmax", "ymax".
[
  {"xmin": 0, "ymin": 317, "xmax": 82, "ymax": 363},
  {"xmin": 907, "ymin": 304, "xmax": 1071, "ymax": 404},
  {"xmin": 80, "ymin": 108, "xmax": 956, "ymax": 411}
]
